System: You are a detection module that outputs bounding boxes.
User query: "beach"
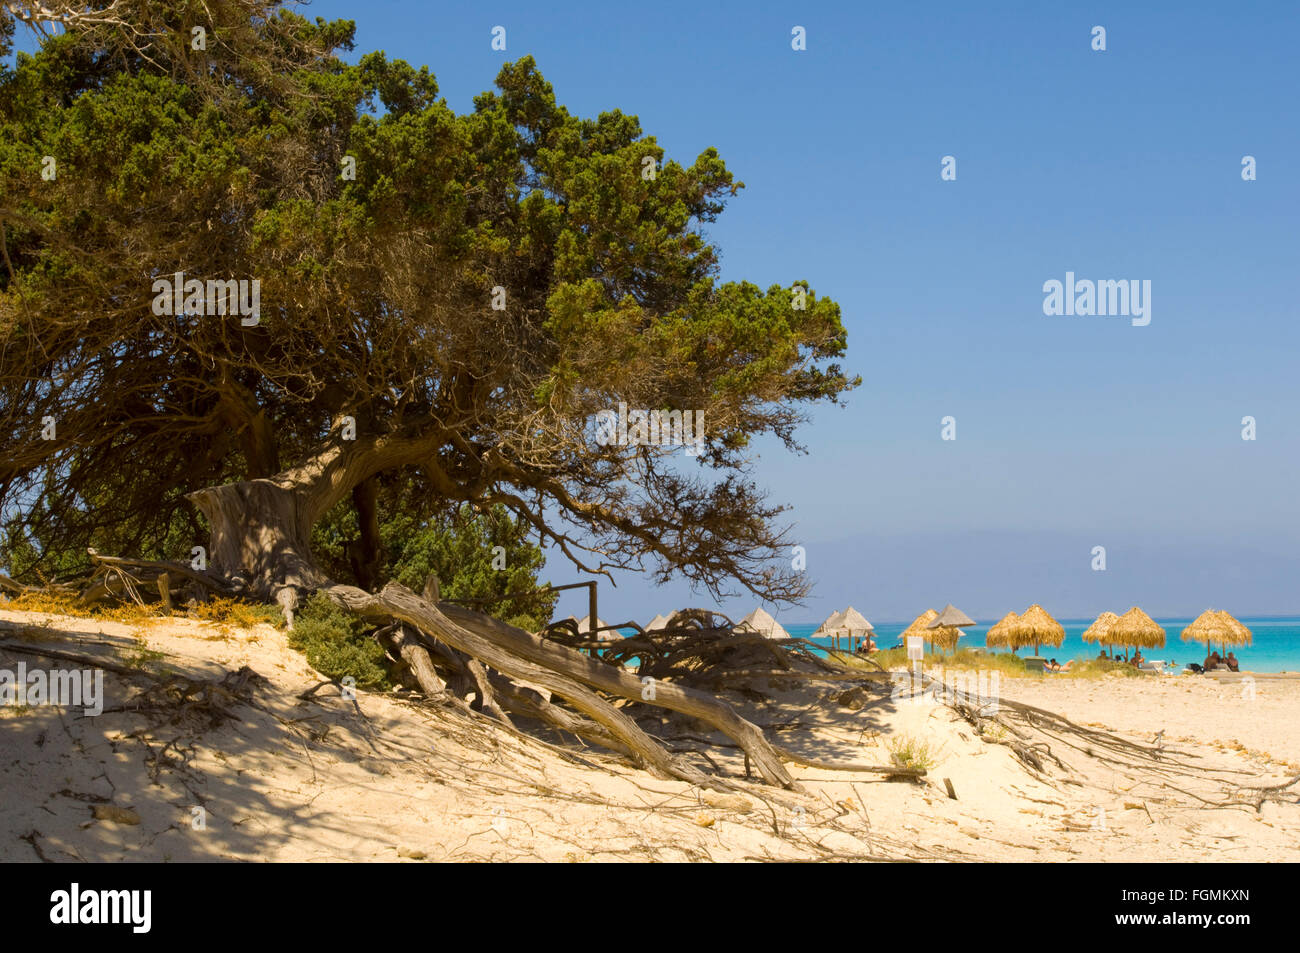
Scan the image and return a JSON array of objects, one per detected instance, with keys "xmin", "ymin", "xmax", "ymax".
[
  {"xmin": 999, "ymin": 672, "xmax": 1300, "ymax": 769},
  {"xmin": 3, "ymin": 607, "xmax": 1297, "ymax": 862},
  {"xmin": 784, "ymin": 618, "xmax": 1300, "ymax": 674}
]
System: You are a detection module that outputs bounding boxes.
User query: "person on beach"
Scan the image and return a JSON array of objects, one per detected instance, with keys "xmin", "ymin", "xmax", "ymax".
[
  {"xmin": 1131, "ymin": 649, "xmax": 1144, "ymax": 667},
  {"xmin": 1097, "ymin": 649, "xmax": 1109, "ymax": 660},
  {"xmin": 1225, "ymin": 652, "xmax": 1239, "ymax": 672},
  {"xmin": 1203, "ymin": 651, "xmax": 1221, "ymax": 672}
]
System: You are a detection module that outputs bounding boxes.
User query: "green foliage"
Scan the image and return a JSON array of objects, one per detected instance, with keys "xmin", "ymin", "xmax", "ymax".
[
  {"xmin": 288, "ymin": 592, "xmax": 391, "ymax": 690},
  {"xmin": 2, "ymin": 484, "xmax": 201, "ymax": 583},
  {"xmin": 311, "ymin": 499, "xmax": 557, "ymax": 631},
  {"xmin": 0, "ymin": 4, "xmax": 855, "ymax": 606},
  {"xmin": 886, "ymin": 735, "xmax": 939, "ymax": 773}
]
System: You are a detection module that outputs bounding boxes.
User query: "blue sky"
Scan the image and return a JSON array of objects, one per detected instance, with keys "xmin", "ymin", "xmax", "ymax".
[
  {"xmin": 18, "ymin": 1, "xmax": 1299, "ymax": 622},
  {"xmin": 301, "ymin": 0, "xmax": 1295, "ymax": 623}
]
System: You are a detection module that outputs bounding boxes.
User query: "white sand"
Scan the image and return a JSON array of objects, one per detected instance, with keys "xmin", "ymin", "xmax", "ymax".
[{"xmin": 3, "ymin": 610, "xmax": 1297, "ymax": 862}]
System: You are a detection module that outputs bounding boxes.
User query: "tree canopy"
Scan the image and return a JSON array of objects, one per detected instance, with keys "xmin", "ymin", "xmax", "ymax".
[{"xmin": 0, "ymin": 0, "xmax": 856, "ymax": 607}]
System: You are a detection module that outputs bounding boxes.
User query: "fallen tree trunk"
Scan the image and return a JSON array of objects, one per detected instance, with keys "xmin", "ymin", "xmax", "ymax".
[
  {"xmin": 326, "ymin": 582, "xmax": 721, "ymax": 788},
  {"xmin": 435, "ymin": 597, "xmax": 797, "ymax": 788}
]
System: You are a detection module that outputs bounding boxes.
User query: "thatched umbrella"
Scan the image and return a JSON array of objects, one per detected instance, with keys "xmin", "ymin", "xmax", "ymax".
[
  {"xmin": 838, "ymin": 606, "xmax": 873, "ymax": 652},
  {"xmin": 1181, "ymin": 609, "xmax": 1251, "ymax": 658},
  {"xmin": 1180, "ymin": 608, "xmax": 1230, "ymax": 656},
  {"xmin": 738, "ymin": 607, "xmax": 791, "ymax": 642},
  {"xmin": 931, "ymin": 604, "xmax": 976, "ymax": 628},
  {"xmin": 901, "ymin": 609, "xmax": 950, "ymax": 653},
  {"xmin": 984, "ymin": 611, "xmax": 1019, "ymax": 650},
  {"xmin": 644, "ymin": 612, "xmax": 673, "ymax": 632},
  {"xmin": 1008, "ymin": 604, "xmax": 1065, "ymax": 657},
  {"xmin": 574, "ymin": 614, "xmax": 619, "ymax": 641},
  {"xmin": 927, "ymin": 603, "xmax": 975, "ymax": 655},
  {"xmin": 814, "ymin": 609, "xmax": 846, "ymax": 652},
  {"xmin": 901, "ymin": 608, "xmax": 937, "ymax": 640},
  {"xmin": 1108, "ymin": 607, "xmax": 1165, "ymax": 657},
  {"xmin": 1082, "ymin": 610, "xmax": 1120, "ymax": 658}
]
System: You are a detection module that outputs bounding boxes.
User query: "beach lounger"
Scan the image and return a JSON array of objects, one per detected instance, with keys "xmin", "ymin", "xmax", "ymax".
[{"xmin": 1024, "ymin": 657, "xmax": 1046, "ymax": 673}]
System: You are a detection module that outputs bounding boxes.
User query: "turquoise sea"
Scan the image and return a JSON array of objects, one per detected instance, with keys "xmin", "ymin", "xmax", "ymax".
[{"xmin": 775, "ymin": 617, "xmax": 1300, "ymax": 673}]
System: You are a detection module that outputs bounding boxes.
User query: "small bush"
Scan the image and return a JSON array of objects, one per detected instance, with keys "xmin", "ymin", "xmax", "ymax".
[
  {"xmin": 887, "ymin": 734, "xmax": 940, "ymax": 772},
  {"xmin": 287, "ymin": 593, "xmax": 392, "ymax": 690},
  {"xmin": 1061, "ymin": 658, "xmax": 1146, "ymax": 679}
]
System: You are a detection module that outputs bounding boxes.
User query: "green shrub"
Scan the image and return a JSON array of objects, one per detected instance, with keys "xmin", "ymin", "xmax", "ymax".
[
  {"xmin": 288, "ymin": 593, "xmax": 392, "ymax": 690},
  {"xmin": 886, "ymin": 734, "xmax": 940, "ymax": 772}
]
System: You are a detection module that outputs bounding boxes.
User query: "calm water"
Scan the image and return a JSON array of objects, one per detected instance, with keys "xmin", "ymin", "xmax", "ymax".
[{"xmin": 776, "ymin": 617, "xmax": 1300, "ymax": 673}]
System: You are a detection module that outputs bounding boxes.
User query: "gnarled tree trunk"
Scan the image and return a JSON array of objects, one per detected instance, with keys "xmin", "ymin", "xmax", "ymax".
[
  {"xmin": 181, "ymin": 431, "xmax": 809, "ymax": 789},
  {"xmin": 187, "ymin": 479, "xmax": 326, "ymax": 604},
  {"xmin": 185, "ymin": 429, "xmax": 444, "ymax": 609}
]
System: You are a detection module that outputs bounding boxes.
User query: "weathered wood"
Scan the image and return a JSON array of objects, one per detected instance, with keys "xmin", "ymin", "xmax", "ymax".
[
  {"xmin": 387, "ymin": 623, "xmax": 445, "ymax": 697},
  {"xmin": 327, "ymin": 582, "xmax": 717, "ymax": 788},
  {"xmin": 436, "ymin": 597, "xmax": 796, "ymax": 788},
  {"xmin": 156, "ymin": 572, "xmax": 172, "ymax": 612},
  {"xmin": 0, "ymin": 574, "xmax": 35, "ymax": 595},
  {"xmin": 772, "ymin": 745, "xmax": 926, "ymax": 778},
  {"xmin": 85, "ymin": 552, "xmax": 235, "ymax": 594},
  {"xmin": 464, "ymin": 656, "xmax": 515, "ymax": 728}
]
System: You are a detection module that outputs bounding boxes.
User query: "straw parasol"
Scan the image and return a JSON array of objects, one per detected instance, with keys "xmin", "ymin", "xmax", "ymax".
[
  {"xmin": 930, "ymin": 604, "xmax": 976, "ymax": 628},
  {"xmin": 927, "ymin": 603, "xmax": 975, "ymax": 654},
  {"xmin": 644, "ymin": 612, "xmax": 673, "ymax": 632},
  {"xmin": 901, "ymin": 609, "xmax": 938, "ymax": 642},
  {"xmin": 738, "ymin": 607, "xmax": 792, "ymax": 642},
  {"xmin": 984, "ymin": 611, "xmax": 1019, "ymax": 650},
  {"xmin": 838, "ymin": 606, "xmax": 873, "ymax": 651},
  {"xmin": 1215, "ymin": 611, "xmax": 1252, "ymax": 651},
  {"xmin": 901, "ymin": 608, "xmax": 955, "ymax": 653},
  {"xmin": 573, "ymin": 614, "xmax": 619, "ymax": 641},
  {"xmin": 1081, "ymin": 610, "xmax": 1120, "ymax": 657},
  {"xmin": 813, "ymin": 609, "xmax": 845, "ymax": 651},
  {"xmin": 1008, "ymin": 604, "xmax": 1065, "ymax": 656},
  {"xmin": 1180, "ymin": 609, "xmax": 1251, "ymax": 657},
  {"xmin": 1108, "ymin": 607, "xmax": 1166, "ymax": 656}
]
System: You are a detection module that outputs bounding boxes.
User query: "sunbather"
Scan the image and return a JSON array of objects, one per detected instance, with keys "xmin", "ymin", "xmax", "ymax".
[{"xmin": 1225, "ymin": 652, "xmax": 1239, "ymax": 672}]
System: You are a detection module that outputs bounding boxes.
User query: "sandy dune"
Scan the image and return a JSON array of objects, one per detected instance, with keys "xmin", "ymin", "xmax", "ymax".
[{"xmin": 2, "ymin": 610, "xmax": 1297, "ymax": 862}]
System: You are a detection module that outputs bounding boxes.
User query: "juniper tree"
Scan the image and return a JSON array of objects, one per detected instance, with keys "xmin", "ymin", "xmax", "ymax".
[{"xmin": 0, "ymin": 0, "xmax": 854, "ymax": 612}]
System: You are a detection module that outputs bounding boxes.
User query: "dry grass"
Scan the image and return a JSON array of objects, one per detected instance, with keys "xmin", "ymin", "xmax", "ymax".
[
  {"xmin": 1055, "ymin": 658, "xmax": 1148, "ymax": 680},
  {"xmin": 841, "ymin": 646, "xmax": 1032, "ymax": 677},
  {"xmin": 2, "ymin": 591, "xmax": 281, "ymax": 634},
  {"xmin": 5, "ymin": 591, "xmax": 160, "ymax": 626}
]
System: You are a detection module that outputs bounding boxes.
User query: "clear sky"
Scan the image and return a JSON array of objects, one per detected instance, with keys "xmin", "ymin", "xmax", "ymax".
[{"xmin": 19, "ymin": 1, "xmax": 1300, "ymax": 622}]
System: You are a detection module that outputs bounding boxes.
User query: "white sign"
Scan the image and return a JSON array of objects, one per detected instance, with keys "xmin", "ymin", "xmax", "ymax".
[{"xmin": 906, "ymin": 635, "xmax": 924, "ymax": 661}]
